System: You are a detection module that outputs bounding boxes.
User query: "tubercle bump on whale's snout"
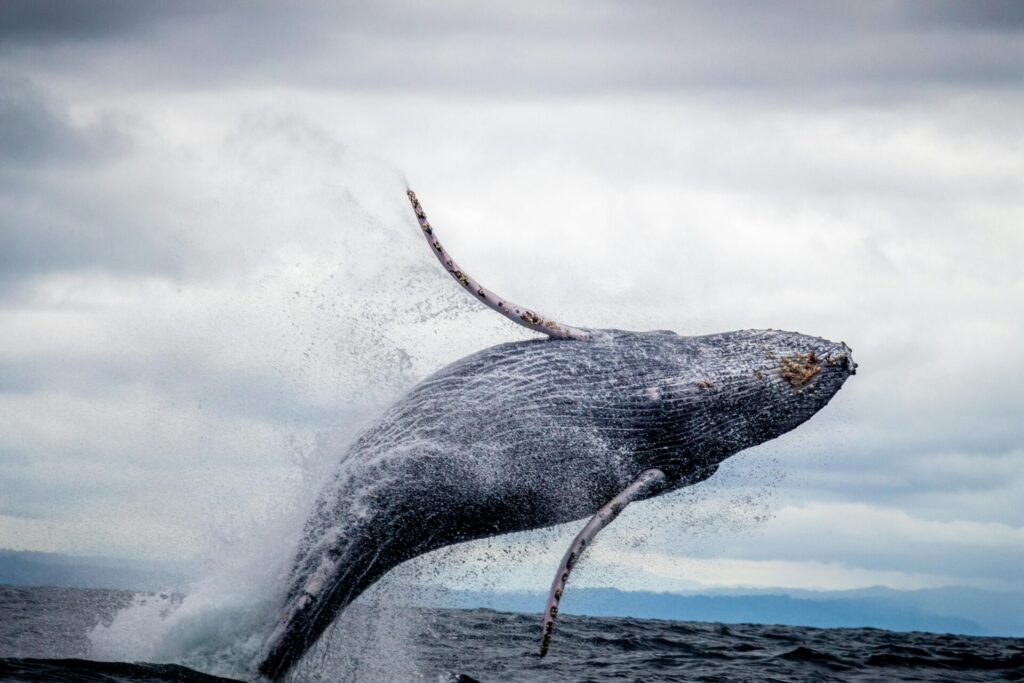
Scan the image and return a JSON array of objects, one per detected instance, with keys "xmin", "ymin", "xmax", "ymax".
[
  {"xmin": 777, "ymin": 338, "xmax": 856, "ymax": 392},
  {"xmin": 826, "ymin": 341, "xmax": 857, "ymax": 376}
]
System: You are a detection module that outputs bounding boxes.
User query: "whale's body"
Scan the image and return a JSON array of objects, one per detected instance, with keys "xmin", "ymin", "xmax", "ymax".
[{"xmin": 257, "ymin": 328, "xmax": 856, "ymax": 678}]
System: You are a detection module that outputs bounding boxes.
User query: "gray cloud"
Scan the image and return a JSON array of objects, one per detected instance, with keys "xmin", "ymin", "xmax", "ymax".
[
  {"xmin": 0, "ymin": 1, "xmax": 210, "ymax": 44},
  {"xmin": 0, "ymin": 77, "xmax": 127, "ymax": 163},
  {"xmin": 0, "ymin": 78, "xmax": 176, "ymax": 283},
  {"xmin": 1, "ymin": 1, "xmax": 1022, "ymax": 98},
  {"xmin": 0, "ymin": 193, "xmax": 183, "ymax": 284},
  {"xmin": 0, "ymin": 2, "xmax": 1021, "ymax": 600}
]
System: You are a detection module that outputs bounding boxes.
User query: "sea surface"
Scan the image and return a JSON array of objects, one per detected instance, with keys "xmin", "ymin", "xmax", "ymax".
[{"xmin": 1, "ymin": 584, "xmax": 1021, "ymax": 682}]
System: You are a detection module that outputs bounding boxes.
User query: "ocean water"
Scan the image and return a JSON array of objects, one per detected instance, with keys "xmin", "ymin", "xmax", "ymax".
[{"xmin": 1, "ymin": 585, "xmax": 1021, "ymax": 682}]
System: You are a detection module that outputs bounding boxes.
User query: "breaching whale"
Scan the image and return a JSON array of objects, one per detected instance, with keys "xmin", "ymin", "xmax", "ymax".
[{"xmin": 256, "ymin": 190, "xmax": 856, "ymax": 679}]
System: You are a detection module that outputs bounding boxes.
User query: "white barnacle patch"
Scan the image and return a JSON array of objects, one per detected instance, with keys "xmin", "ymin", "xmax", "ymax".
[
  {"xmin": 644, "ymin": 385, "xmax": 663, "ymax": 402},
  {"xmin": 302, "ymin": 557, "xmax": 338, "ymax": 596}
]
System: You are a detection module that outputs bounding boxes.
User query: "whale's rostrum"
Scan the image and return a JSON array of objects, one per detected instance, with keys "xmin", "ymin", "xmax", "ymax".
[{"xmin": 255, "ymin": 190, "xmax": 856, "ymax": 679}]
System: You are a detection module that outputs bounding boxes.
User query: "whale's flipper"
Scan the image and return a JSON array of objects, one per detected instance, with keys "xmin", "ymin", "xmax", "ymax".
[
  {"xmin": 539, "ymin": 468, "xmax": 667, "ymax": 657},
  {"xmin": 406, "ymin": 189, "xmax": 590, "ymax": 340}
]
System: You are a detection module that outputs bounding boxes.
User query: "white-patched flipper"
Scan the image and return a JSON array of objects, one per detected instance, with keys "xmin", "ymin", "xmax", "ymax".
[
  {"xmin": 406, "ymin": 189, "xmax": 590, "ymax": 340},
  {"xmin": 539, "ymin": 468, "xmax": 667, "ymax": 657}
]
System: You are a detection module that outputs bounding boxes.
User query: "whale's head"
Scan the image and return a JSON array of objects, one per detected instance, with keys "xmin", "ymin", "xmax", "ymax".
[
  {"xmin": 601, "ymin": 328, "xmax": 856, "ymax": 483},
  {"xmin": 532, "ymin": 329, "xmax": 855, "ymax": 657}
]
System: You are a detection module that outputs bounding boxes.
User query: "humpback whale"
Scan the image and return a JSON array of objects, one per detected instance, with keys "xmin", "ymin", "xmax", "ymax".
[{"xmin": 256, "ymin": 190, "xmax": 856, "ymax": 679}]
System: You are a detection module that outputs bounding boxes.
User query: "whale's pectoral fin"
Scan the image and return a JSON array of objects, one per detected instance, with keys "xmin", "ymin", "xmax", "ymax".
[
  {"xmin": 538, "ymin": 468, "xmax": 667, "ymax": 657},
  {"xmin": 406, "ymin": 189, "xmax": 590, "ymax": 340}
]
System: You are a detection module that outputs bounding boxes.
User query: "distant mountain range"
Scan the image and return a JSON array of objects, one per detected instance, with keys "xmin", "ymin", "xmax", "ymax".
[
  {"xmin": 424, "ymin": 586, "xmax": 1024, "ymax": 638},
  {"xmin": 2, "ymin": 548, "xmax": 1021, "ymax": 637},
  {"xmin": 0, "ymin": 548, "xmax": 192, "ymax": 592}
]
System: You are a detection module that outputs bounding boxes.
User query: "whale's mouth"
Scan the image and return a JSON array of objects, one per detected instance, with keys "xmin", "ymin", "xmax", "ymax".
[
  {"xmin": 826, "ymin": 342, "xmax": 857, "ymax": 376},
  {"xmin": 840, "ymin": 346, "xmax": 857, "ymax": 375}
]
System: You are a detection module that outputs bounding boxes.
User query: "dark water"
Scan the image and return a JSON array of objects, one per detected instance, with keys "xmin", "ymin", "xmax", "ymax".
[{"xmin": 1, "ymin": 585, "xmax": 1021, "ymax": 682}]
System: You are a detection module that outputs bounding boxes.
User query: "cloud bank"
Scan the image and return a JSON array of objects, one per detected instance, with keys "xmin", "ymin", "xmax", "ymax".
[{"xmin": 0, "ymin": 2, "xmax": 1021, "ymax": 599}]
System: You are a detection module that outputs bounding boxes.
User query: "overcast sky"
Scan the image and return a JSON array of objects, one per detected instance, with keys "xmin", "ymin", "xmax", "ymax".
[{"xmin": 1, "ymin": 1, "xmax": 1022, "ymax": 599}]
